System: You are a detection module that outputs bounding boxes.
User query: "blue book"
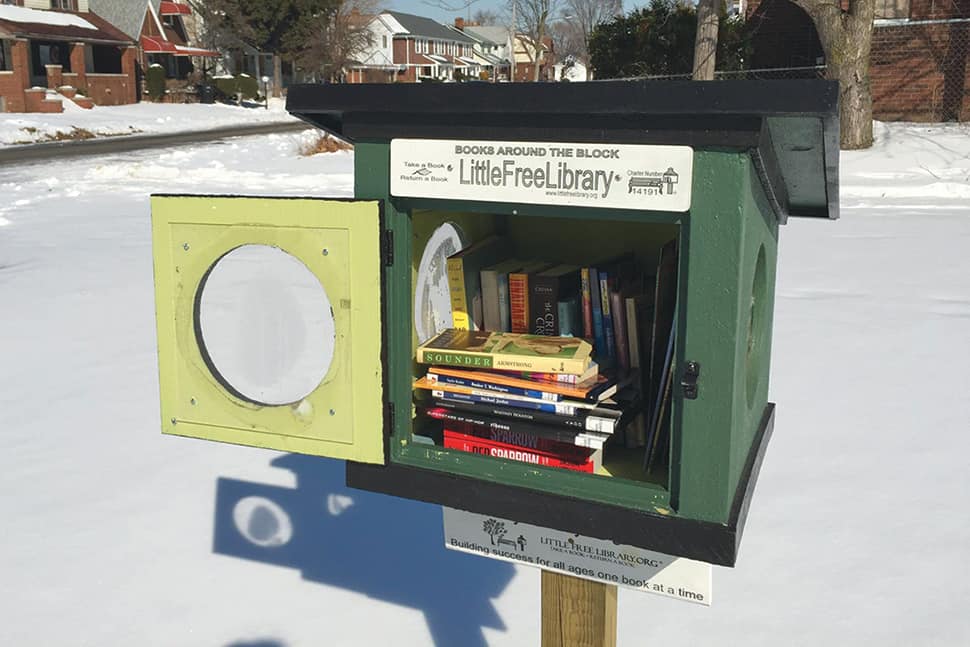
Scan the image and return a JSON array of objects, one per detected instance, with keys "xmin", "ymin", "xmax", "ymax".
[
  {"xmin": 431, "ymin": 390, "xmax": 577, "ymax": 415},
  {"xmin": 558, "ymin": 296, "xmax": 580, "ymax": 337},
  {"xmin": 589, "ymin": 268, "xmax": 607, "ymax": 361},
  {"xmin": 428, "ymin": 371, "xmax": 562, "ymax": 402},
  {"xmin": 599, "ymin": 270, "xmax": 616, "ymax": 362}
]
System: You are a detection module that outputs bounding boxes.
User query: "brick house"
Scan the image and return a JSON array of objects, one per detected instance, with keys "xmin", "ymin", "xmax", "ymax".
[
  {"xmin": 0, "ymin": 1, "xmax": 137, "ymax": 113},
  {"xmin": 90, "ymin": 0, "xmax": 219, "ymax": 94},
  {"xmin": 346, "ymin": 10, "xmax": 479, "ymax": 83},
  {"xmin": 746, "ymin": 0, "xmax": 970, "ymax": 121}
]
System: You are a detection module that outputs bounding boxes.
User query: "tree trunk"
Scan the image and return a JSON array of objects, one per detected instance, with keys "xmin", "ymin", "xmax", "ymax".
[
  {"xmin": 692, "ymin": 0, "xmax": 719, "ymax": 80},
  {"xmin": 272, "ymin": 53, "xmax": 282, "ymax": 98},
  {"xmin": 801, "ymin": 0, "xmax": 875, "ymax": 149}
]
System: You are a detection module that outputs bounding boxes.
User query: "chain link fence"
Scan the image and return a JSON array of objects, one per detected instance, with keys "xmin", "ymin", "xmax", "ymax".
[
  {"xmin": 870, "ymin": 18, "xmax": 970, "ymax": 122},
  {"xmin": 624, "ymin": 16, "xmax": 969, "ymax": 123},
  {"xmin": 635, "ymin": 65, "xmax": 827, "ymax": 81}
]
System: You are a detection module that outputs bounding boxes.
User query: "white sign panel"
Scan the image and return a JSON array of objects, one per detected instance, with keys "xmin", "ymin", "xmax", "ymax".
[
  {"xmin": 390, "ymin": 139, "xmax": 693, "ymax": 212},
  {"xmin": 443, "ymin": 508, "xmax": 712, "ymax": 605}
]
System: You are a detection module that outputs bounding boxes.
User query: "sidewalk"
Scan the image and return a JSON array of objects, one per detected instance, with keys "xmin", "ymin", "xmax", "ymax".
[{"xmin": 0, "ymin": 99, "xmax": 300, "ymax": 146}]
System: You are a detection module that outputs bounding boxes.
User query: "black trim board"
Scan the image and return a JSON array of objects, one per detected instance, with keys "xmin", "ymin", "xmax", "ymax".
[{"xmin": 347, "ymin": 403, "xmax": 776, "ymax": 567}]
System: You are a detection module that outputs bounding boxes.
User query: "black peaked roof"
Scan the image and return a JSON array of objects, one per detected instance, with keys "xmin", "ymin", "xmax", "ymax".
[
  {"xmin": 287, "ymin": 79, "xmax": 839, "ymax": 220},
  {"xmin": 384, "ymin": 10, "xmax": 476, "ymax": 43}
]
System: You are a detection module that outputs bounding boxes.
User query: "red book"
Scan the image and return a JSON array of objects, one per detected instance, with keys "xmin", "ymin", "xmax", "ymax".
[
  {"xmin": 508, "ymin": 261, "xmax": 549, "ymax": 334},
  {"xmin": 443, "ymin": 429, "xmax": 598, "ymax": 473}
]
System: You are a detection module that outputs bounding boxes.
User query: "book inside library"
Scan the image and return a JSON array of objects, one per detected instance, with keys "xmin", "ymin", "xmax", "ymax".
[{"xmin": 405, "ymin": 206, "xmax": 682, "ymax": 498}]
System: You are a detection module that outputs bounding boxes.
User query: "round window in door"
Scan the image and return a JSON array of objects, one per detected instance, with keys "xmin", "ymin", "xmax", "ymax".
[{"xmin": 195, "ymin": 244, "xmax": 337, "ymax": 406}]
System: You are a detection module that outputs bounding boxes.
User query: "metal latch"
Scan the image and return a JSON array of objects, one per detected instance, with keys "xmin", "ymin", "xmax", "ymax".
[{"xmin": 681, "ymin": 361, "xmax": 700, "ymax": 399}]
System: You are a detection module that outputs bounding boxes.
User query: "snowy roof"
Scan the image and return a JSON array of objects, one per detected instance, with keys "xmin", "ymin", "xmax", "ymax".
[
  {"xmin": 0, "ymin": 7, "xmax": 133, "ymax": 44},
  {"xmin": 382, "ymin": 11, "xmax": 476, "ymax": 43},
  {"xmin": 0, "ymin": 5, "xmax": 96, "ymax": 30},
  {"xmin": 463, "ymin": 25, "xmax": 509, "ymax": 47}
]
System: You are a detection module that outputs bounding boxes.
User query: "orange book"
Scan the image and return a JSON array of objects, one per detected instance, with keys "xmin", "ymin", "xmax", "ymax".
[
  {"xmin": 428, "ymin": 366, "xmax": 617, "ymax": 402},
  {"xmin": 508, "ymin": 261, "xmax": 549, "ymax": 333}
]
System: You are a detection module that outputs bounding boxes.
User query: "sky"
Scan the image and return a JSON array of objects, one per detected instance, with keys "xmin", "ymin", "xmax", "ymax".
[{"xmin": 385, "ymin": 0, "xmax": 643, "ymax": 26}]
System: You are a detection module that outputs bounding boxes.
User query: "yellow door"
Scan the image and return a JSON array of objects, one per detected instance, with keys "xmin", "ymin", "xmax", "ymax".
[{"xmin": 151, "ymin": 196, "xmax": 386, "ymax": 464}]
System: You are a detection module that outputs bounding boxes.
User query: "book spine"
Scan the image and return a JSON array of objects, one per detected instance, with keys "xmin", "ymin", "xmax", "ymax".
[
  {"xmin": 444, "ymin": 431, "xmax": 595, "ymax": 473},
  {"xmin": 421, "ymin": 407, "xmax": 608, "ymax": 449},
  {"xmin": 432, "ymin": 397, "xmax": 617, "ymax": 433},
  {"xmin": 447, "ymin": 256, "xmax": 470, "ymax": 330},
  {"xmin": 497, "ymin": 272, "xmax": 512, "ymax": 332},
  {"xmin": 599, "ymin": 271, "xmax": 615, "ymax": 361},
  {"xmin": 529, "ymin": 274, "xmax": 558, "ymax": 336},
  {"xmin": 508, "ymin": 272, "xmax": 530, "ymax": 333},
  {"xmin": 428, "ymin": 372, "xmax": 561, "ymax": 401},
  {"xmin": 580, "ymin": 268, "xmax": 593, "ymax": 339},
  {"xmin": 503, "ymin": 370, "xmax": 580, "ymax": 384},
  {"xmin": 589, "ymin": 268, "xmax": 606, "ymax": 360},
  {"xmin": 419, "ymin": 347, "xmax": 588, "ymax": 375},
  {"xmin": 441, "ymin": 420, "xmax": 594, "ymax": 461},
  {"xmin": 558, "ymin": 297, "xmax": 579, "ymax": 337},
  {"xmin": 481, "ymin": 270, "xmax": 501, "ymax": 332},
  {"xmin": 432, "ymin": 390, "xmax": 576, "ymax": 415},
  {"xmin": 625, "ymin": 297, "xmax": 640, "ymax": 370},
  {"xmin": 416, "ymin": 347, "xmax": 492, "ymax": 369},
  {"xmin": 610, "ymin": 290, "xmax": 630, "ymax": 371}
]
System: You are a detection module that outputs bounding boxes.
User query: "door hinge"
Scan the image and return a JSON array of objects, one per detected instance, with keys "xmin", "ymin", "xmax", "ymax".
[
  {"xmin": 681, "ymin": 361, "xmax": 700, "ymax": 400},
  {"xmin": 381, "ymin": 229, "xmax": 394, "ymax": 266}
]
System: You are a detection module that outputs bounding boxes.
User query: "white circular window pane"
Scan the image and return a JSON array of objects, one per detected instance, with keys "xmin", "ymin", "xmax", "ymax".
[
  {"xmin": 197, "ymin": 244, "xmax": 336, "ymax": 405},
  {"xmin": 414, "ymin": 222, "xmax": 465, "ymax": 343}
]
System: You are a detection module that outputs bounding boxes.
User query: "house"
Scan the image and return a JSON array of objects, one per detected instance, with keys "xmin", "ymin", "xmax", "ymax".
[
  {"xmin": 451, "ymin": 19, "xmax": 511, "ymax": 81},
  {"xmin": 0, "ymin": 1, "xmax": 137, "ymax": 112},
  {"xmin": 553, "ymin": 56, "xmax": 588, "ymax": 82},
  {"xmin": 512, "ymin": 33, "xmax": 555, "ymax": 82},
  {"xmin": 453, "ymin": 21, "xmax": 555, "ymax": 82},
  {"xmin": 345, "ymin": 10, "xmax": 478, "ymax": 83},
  {"xmin": 89, "ymin": 0, "xmax": 219, "ymax": 91},
  {"xmin": 746, "ymin": 0, "xmax": 970, "ymax": 121}
]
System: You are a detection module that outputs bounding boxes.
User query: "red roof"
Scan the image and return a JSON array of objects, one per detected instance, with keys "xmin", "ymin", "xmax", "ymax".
[
  {"xmin": 141, "ymin": 35, "xmax": 177, "ymax": 53},
  {"xmin": 159, "ymin": 2, "xmax": 192, "ymax": 16},
  {"xmin": 173, "ymin": 44, "xmax": 220, "ymax": 58}
]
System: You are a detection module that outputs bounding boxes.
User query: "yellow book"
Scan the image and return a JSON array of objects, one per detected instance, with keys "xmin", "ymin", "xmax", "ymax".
[
  {"xmin": 446, "ymin": 236, "xmax": 506, "ymax": 330},
  {"xmin": 417, "ymin": 329, "xmax": 593, "ymax": 375}
]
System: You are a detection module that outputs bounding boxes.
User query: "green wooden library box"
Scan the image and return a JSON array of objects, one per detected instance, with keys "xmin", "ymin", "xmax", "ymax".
[{"xmin": 151, "ymin": 80, "xmax": 839, "ymax": 566}]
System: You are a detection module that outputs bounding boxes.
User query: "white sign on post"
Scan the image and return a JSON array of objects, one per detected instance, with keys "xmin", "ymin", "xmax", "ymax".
[
  {"xmin": 390, "ymin": 139, "xmax": 693, "ymax": 212},
  {"xmin": 443, "ymin": 508, "xmax": 712, "ymax": 605}
]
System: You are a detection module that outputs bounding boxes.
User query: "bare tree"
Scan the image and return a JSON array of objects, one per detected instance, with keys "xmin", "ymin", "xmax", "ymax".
[
  {"xmin": 507, "ymin": 0, "xmax": 562, "ymax": 81},
  {"xmin": 472, "ymin": 8, "xmax": 501, "ymax": 24},
  {"xmin": 549, "ymin": 19, "xmax": 583, "ymax": 62},
  {"xmin": 295, "ymin": 0, "xmax": 378, "ymax": 82},
  {"xmin": 692, "ymin": 0, "xmax": 718, "ymax": 80},
  {"xmin": 792, "ymin": 0, "xmax": 875, "ymax": 148},
  {"xmin": 561, "ymin": 0, "xmax": 620, "ymax": 77}
]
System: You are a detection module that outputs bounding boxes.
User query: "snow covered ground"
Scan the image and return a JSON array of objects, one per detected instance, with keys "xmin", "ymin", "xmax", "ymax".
[
  {"xmin": 0, "ymin": 99, "xmax": 297, "ymax": 146},
  {"xmin": 0, "ymin": 122, "xmax": 968, "ymax": 646}
]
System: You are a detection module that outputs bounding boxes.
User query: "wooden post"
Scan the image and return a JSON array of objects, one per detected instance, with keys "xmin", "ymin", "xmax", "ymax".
[{"xmin": 541, "ymin": 571, "xmax": 617, "ymax": 647}]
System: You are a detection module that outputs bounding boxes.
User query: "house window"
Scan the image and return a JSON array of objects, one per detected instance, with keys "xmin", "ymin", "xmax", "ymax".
[
  {"xmin": 382, "ymin": 35, "xmax": 387, "ymax": 48},
  {"xmin": 50, "ymin": 0, "xmax": 78, "ymax": 9},
  {"xmin": 874, "ymin": 0, "xmax": 909, "ymax": 19},
  {"xmin": 0, "ymin": 40, "xmax": 11, "ymax": 71}
]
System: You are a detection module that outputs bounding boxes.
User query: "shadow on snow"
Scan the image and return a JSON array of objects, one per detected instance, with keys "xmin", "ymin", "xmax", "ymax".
[{"xmin": 213, "ymin": 453, "xmax": 515, "ymax": 647}]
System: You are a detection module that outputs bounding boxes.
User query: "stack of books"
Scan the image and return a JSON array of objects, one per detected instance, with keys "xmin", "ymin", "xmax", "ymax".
[
  {"xmin": 413, "ymin": 329, "xmax": 638, "ymax": 474},
  {"xmin": 425, "ymin": 234, "xmax": 681, "ymax": 476}
]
